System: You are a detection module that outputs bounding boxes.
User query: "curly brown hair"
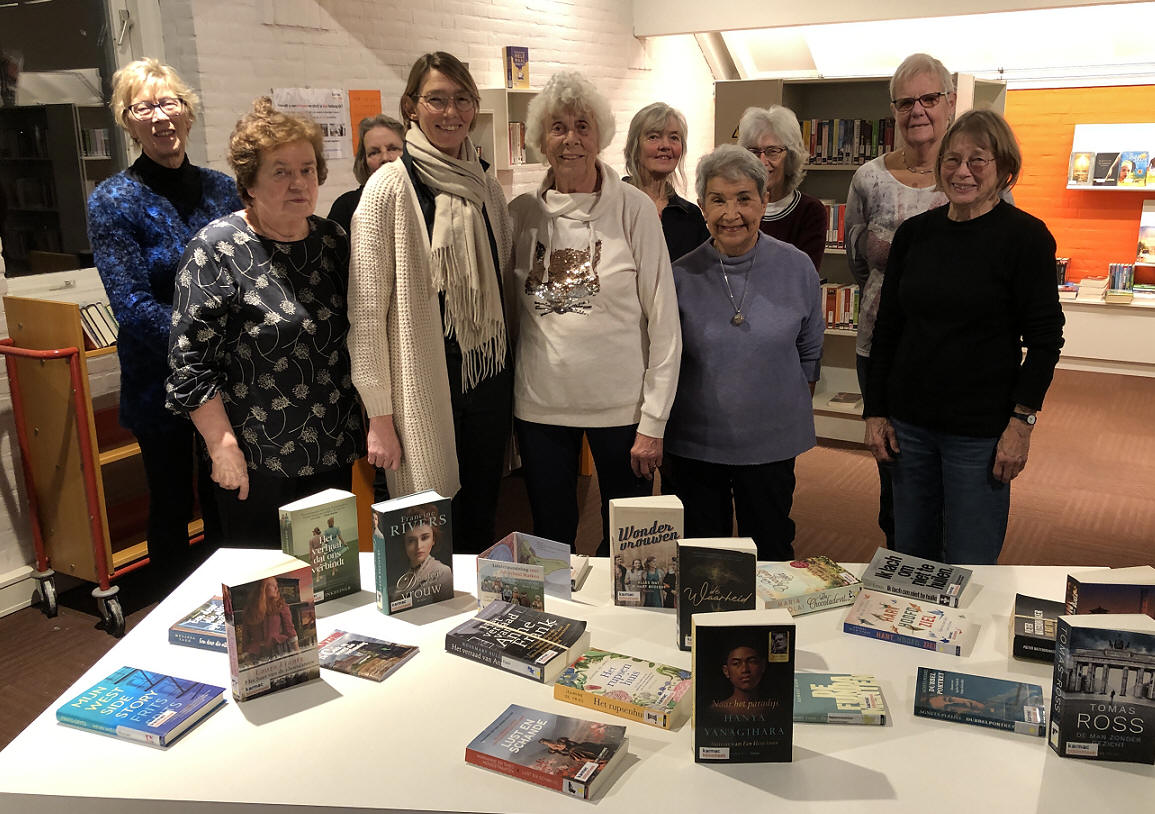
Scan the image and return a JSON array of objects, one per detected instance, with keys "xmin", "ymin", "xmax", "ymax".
[{"xmin": 228, "ymin": 96, "xmax": 327, "ymax": 202}]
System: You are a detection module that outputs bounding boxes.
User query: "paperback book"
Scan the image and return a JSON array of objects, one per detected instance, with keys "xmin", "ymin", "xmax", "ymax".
[
  {"xmin": 317, "ymin": 630, "xmax": 418, "ymax": 681},
  {"xmin": 56, "ymin": 666, "xmax": 226, "ymax": 747},
  {"xmin": 757, "ymin": 556, "xmax": 862, "ymax": 616},
  {"xmin": 794, "ymin": 673, "xmax": 887, "ymax": 725},
  {"xmin": 554, "ymin": 649, "xmax": 692, "ymax": 730},
  {"xmin": 914, "ymin": 667, "xmax": 1045, "ymax": 736},
  {"xmin": 1065, "ymin": 565, "xmax": 1155, "ymax": 618},
  {"xmin": 1118, "ymin": 150, "xmax": 1149, "ymax": 187},
  {"xmin": 372, "ymin": 490, "xmax": 454, "ymax": 615},
  {"xmin": 1138, "ymin": 201, "xmax": 1155, "ymax": 264},
  {"xmin": 842, "ymin": 590, "xmax": 975, "ymax": 656},
  {"xmin": 502, "ymin": 45, "xmax": 530, "ymax": 90},
  {"xmin": 445, "ymin": 600, "xmax": 590, "ymax": 684},
  {"xmin": 692, "ymin": 608, "xmax": 795, "ymax": 763},
  {"xmin": 570, "ymin": 555, "xmax": 592, "ymax": 591},
  {"xmin": 676, "ymin": 538, "xmax": 757, "ymax": 651},
  {"xmin": 1049, "ymin": 614, "xmax": 1155, "ymax": 764},
  {"xmin": 466, "ymin": 704, "xmax": 628, "ymax": 801},
  {"xmin": 609, "ymin": 495, "xmax": 682, "ymax": 608},
  {"xmin": 860, "ymin": 547, "xmax": 971, "ymax": 607},
  {"xmin": 168, "ymin": 595, "xmax": 226, "ymax": 652},
  {"xmin": 477, "ymin": 531, "xmax": 571, "ymax": 610},
  {"xmin": 1092, "ymin": 151, "xmax": 1121, "ymax": 186},
  {"xmin": 223, "ymin": 554, "xmax": 320, "ymax": 701},
  {"xmin": 1011, "ymin": 593, "xmax": 1065, "ymax": 662},
  {"xmin": 1067, "ymin": 151, "xmax": 1094, "ymax": 185},
  {"xmin": 279, "ymin": 488, "xmax": 359, "ymax": 603}
]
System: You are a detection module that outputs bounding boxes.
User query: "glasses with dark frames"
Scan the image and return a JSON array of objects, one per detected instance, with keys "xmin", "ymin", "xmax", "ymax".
[
  {"xmin": 128, "ymin": 97, "xmax": 184, "ymax": 120},
  {"xmin": 941, "ymin": 155, "xmax": 995, "ymax": 172},
  {"xmin": 891, "ymin": 92, "xmax": 947, "ymax": 113},
  {"xmin": 414, "ymin": 93, "xmax": 476, "ymax": 113},
  {"xmin": 747, "ymin": 145, "xmax": 787, "ymax": 159}
]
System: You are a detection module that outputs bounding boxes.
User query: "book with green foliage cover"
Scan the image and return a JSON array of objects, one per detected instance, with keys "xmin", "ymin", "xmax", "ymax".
[{"xmin": 554, "ymin": 649, "xmax": 691, "ymax": 730}]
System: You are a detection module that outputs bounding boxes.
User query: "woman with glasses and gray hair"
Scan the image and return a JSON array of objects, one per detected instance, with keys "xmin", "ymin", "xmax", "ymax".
[
  {"xmin": 737, "ymin": 105, "xmax": 826, "ymax": 273},
  {"xmin": 347, "ymin": 51, "xmax": 513, "ymax": 553},
  {"xmin": 327, "ymin": 113, "xmax": 405, "ymax": 236},
  {"xmin": 88, "ymin": 58, "xmax": 241, "ymax": 583}
]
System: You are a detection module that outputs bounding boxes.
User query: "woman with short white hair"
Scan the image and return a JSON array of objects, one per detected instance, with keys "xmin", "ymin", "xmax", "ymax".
[{"xmin": 509, "ymin": 71, "xmax": 682, "ymax": 554}]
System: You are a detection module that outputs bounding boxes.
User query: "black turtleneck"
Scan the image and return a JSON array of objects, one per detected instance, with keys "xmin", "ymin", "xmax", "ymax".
[{"xmin": 126, "ymin": 153, "xmax": 204, "ymax": 221}]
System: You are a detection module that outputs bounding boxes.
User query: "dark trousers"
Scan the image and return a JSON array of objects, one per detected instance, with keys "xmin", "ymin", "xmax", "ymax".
[
  {"xmin": 214, "ymin": 466, "xmax": 352, "ymax": 549},
  {"xmin": 515, "ymin": 419, "xmax": 651, "ymax": 556},
  {"xmin": 857, "ymin": 354, "xmax": 895, "ymax": 549},
  {"xmin": 666, "ymin": 453, "xmax": 798, "ymax": 562}
]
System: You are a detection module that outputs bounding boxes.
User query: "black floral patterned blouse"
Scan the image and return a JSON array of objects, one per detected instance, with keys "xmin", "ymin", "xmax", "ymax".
[{"xmin": 166, "ymin": 213, "xmax": 365, "ymax": 477}]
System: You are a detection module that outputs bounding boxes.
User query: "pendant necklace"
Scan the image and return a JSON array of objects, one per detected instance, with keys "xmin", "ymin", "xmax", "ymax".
[
  {"xmin": 901, "ymin": 149, "xmax": 934, "ymax": 175},
  {"xmin": 717, "ymin": 238, "xmax": 758, "ymax": 326}
]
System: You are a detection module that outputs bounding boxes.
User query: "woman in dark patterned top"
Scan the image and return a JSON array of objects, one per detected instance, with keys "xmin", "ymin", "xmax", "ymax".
[
  {"xmin": 167, "ymin": 97, "xmax": 365, "ymax": 547},
  {"xmin": 89, "ymin": 58, "xmax": 241, "ymax": 584}
]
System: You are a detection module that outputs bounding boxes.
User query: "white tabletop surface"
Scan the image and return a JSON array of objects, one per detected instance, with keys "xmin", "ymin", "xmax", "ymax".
[{"xmin": 0, "ymin": 549, "xmax": 1151, "ymax": 813}]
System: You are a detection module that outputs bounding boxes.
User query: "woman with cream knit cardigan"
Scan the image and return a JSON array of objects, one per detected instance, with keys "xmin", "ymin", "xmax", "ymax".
[{"xmin": 347, "ymin": 52, "xmax": 513, "ymax": 552}]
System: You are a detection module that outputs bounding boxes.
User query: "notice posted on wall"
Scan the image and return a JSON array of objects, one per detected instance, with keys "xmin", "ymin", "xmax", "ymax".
[{"xmin": 272, "ymin": 87, "xmax": 350, "ymax": 160}]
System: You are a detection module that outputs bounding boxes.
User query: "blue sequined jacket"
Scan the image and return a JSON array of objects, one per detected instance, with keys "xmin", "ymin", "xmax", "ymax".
[{"xmin": 88, "ymin": 167, "xmax": 241, "ymax": 432}]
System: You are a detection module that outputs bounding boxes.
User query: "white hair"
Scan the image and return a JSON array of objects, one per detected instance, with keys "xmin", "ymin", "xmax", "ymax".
[{"xmin": 525, "ymin": 71, "xmax": 615, "ymax": 154}]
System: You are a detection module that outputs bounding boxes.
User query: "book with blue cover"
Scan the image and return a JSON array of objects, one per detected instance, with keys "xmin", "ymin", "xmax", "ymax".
[
  {"xmin": 914, "ymin": 667, "xmax": 1045, "ymax": 736},
  {"xmin": 169, "ymin": 596, "xmax": 226, "ymax": 652},
  {"xmin": 794, "ymin": 673, "xmax": 887, "ymax": 725},
  {"xmin": 56, "ymin": 666, "xmax": 226, "ymax": 747}
]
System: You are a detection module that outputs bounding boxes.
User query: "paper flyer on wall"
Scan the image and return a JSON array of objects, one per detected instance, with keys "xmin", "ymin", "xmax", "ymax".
[{"xmin": 272, "ymin": 87, "xmax": 350, "ymax": 160}]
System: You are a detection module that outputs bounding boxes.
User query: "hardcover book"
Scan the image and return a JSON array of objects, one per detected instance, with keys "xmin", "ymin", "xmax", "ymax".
[
  {"xmin": 279, "ymin": 488, "xmax": 359, "ymax": 604},
  {"xmin": 1011, "ymin": 593, "xmax": 1065, "ymax": 662},
  {"xmin": 222, "ymin": 554, "xmax": 320, "ymax": 701},
  {"xmin": 914, "ymin": 667, "xmax": 1045, "ymax": 736},
  {"xmin": 169, "ymin": 596, "xmax": 226, "ymax": 652},
  {"xmin": 860, "ymin": 547, "xmax": 971, "ymax": 607},
  {"xmin": 554, "ymin": 649, "xmax": 692, "ymax": 730},
  {"xmin": 794, "ymin": 673, "xmax": 887, "ymax": 725},
  {"xmin": 445, "ymin": 600, "xmax": 590, "ymax": 684},
  {"xmin": 372, "ymin": 490, "xmax": 454, "ymax": 615},
  {"xmin": 502, "ymin": 45, "xmax": 529, "ymax": 90},
  {"xmin": 1092, "ymin": 151, "xmax": 1121, "ymax": 186},
  {"xmin": 465, "ymin": 704, "xmax": 628, "ymax": 801},
  {"xmin": 757, "ymin": 556, "xmax": 862, "ymax": 616},
  {"xmin": 1065, "ymin": 565, "xmax": 1155, "ymax": 618},
  {"xmin": 676, "ymin": 538, "xmax": 757, "ymax": 651},
  {"xmin": 609, "ymin": 495, "xmax": 683, "ymax": 608},
  {"xmin": 1067, "ymin": 151, "xmax": 1094, "ymax": 185},
  {"xmin": 691, "ymin": 608, "xmax": 795, "ymax": 763},
  {"xmin": 56, "ymin": 666, "xmax": 226, "ymax": 747},
  {"xmin": 1118, "ymin": 150, "xmax": 1149, "ymax": 187},
  {"xmin": 477, "ymin": 531, "xmax": 571, "ymax": 610},
  {"xmin": 317, "ymin": 629, "xmax": 418, "ymax": 681},
  {"xmin": 1049, "ymin": 614, "xmax": 1155, "ymax": 764},
  {"xmin": 842, "ymin": 590, "xmax": 975, "ymax": 656}
]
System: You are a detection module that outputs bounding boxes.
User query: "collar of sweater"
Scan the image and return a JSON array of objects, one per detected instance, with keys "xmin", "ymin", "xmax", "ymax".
[{"xmin": 538, "ymin": 159, "xmax": 622, "ymax": 222}]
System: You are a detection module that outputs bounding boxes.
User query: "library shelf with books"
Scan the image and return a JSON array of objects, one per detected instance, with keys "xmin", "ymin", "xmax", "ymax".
[
  {"xmin": 1065, "ymin": 123, "xmax": 1155, "ymax": 191},
  {"xmin": 475, "ymin": 88, "xmax": 547, "ymax": 200}
]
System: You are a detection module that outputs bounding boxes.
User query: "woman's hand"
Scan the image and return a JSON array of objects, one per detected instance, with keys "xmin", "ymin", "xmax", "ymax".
[
  {"xmin": 630, "ymin": 433, "xmax": 663, "ymax": 480},
  {"xmin": 864, "ymin": 416, "xmax": 899, "ymax": 463},
  {"xmin": 993, "ymin": 419, "xmax": 1032, "ymax": 483},
  {"xmin": 367, "ymin": 414, "xmax": 402, "ymax": 471},
  {"xmin": 208, "ymin": 436, "xmax": 250, "ymax": 500}
]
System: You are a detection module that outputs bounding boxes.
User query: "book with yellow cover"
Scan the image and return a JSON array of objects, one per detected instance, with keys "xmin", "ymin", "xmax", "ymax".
[{"xmin": 502, "ymin": 46, "xmax": 529, "ymax": 89}]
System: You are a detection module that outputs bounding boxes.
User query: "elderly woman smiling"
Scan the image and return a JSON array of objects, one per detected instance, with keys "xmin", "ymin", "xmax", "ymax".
[
  {"xmin": 664, "ymin": 145, "xmax": 823, "ymax": 561},
  {"xmin": 508, "ymin": 71, "xmax": 681, "ymax": 554}
]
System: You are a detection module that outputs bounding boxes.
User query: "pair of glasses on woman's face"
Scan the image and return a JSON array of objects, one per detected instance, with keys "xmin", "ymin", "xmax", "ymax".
[
  {"xmin": 891, "ymin": 92, "xmax": 947, "ymax": 113},
  {"xmin": 416, "ymin": 93, "xmax": 476, "ymax": 113},
  {"xmin": 128, "ymin": 97, "xmax": 184, "ymax": 120},
  {"xmin": 747, "ymin": 145, "xmax": 787, "ymax": 160},
  {"xmin": 941, "ymin": 155, "xmax": 995, "ymax": 173}
]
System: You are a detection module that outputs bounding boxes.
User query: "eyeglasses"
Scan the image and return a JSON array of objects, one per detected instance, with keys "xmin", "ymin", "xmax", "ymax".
[
  {"xmin": 941, "ymin": 156, "xmax": 996, "ymax": 172},
  {"xmin": 128, "ymin": 97, "xmax": 184, "ymax": 120},
  {"xmin": 415, "ymin": 93, "xmax": 476, "ymax": 113},
  {"xmin": 747, "ymin": 145, "xmax": 787, "ymax": 160},
  {"xmin": 891, "ymin": 92, "xmax": 947, "ymax": 113}
]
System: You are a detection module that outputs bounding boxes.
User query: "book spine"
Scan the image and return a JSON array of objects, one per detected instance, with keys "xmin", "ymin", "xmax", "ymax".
[
  {"xmin": 1049, "ymin": 620, "xmax": 1070, "ymax": 754},
  {"xmin": 446, "ymin": 634, "xmax": 542, "ymax": 681},
  {"xmin": 915, "ymin": 705, "xmax": 1014, "ymax": 732},
  {"xmin": 168, "ymin": 629, "xmax": 226, "ymax": 652},
  {"xmin": 767, "ymin": 584, "xmax": 860, "ymax": 615},
  {"xmin": 466, "ymin": 747, "xmax": 564, "ymax": 792},
  {"xmin": 843, "ymin": 621, "xmax": 939, "ymax": 652},
  {"xmin": 553, "ymin": 683, "xmax": 668, "ymax": 729},
  {"xmin": 55, "ymin": 709, "xmax": 116, "ymax": 737},
  {"xmin": 863, "ymin": 579, "xmax": 958, "ymax": 608},
  {"xmin": 1012, "ymin": 635, "xmax": 1055, "ymax": 662}
]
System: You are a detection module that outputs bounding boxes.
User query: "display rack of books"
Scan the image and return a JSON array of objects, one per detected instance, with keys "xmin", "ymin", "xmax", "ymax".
[
  {"xmin": 476, "ymin": 88, "xmax": 546, "ymax": 200},
  {"xmin": 1066, "ymin": 122, "xmax": 1155, "ymax": 190}
]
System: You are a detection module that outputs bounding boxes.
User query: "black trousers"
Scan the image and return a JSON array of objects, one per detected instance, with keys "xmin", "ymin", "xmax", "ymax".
[
  {"xmin": 666, "ymin": 453, "xmax": 798, "ymax": 562},
  {"xmin": 213, "ymin": 466, "xmax": 352, "ymax": 549},
  {"xmin": 515, "ymin": 419, "xmax": 651, "ymax": 556}
]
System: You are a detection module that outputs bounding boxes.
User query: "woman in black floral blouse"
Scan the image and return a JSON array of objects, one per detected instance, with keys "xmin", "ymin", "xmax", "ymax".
[{"xmin": 167, "ymin": 97, "xmax": 365, "ymax": 547}]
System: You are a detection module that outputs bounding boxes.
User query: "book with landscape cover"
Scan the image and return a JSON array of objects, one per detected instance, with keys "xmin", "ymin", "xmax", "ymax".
[
  {"xmin": 317, "ymin": 630, "xmax": 418, "ymax": 681},
  {"xmin": 445, "ymin": 600, "xmax": 590, "ymax": 684},
  {"xmin": 1049, "ymin": 614, "xmax": 1155, "ymax": 764},
  {"xmin": 554, "ymin": 649, "xmax": 692, "ymax": 730},
  {"xmin": 843, "ymin": 590, "xmax": 975, "ymax": 656},
  {"xmin": 860, "ymin": 547, "xmax": 972, "ymax": 607},
  {"xmin": 477, "ymin": 531, "xmax": 571, "ymax": 610},
  {"xmin": 794, "ymin": 673, "xmax": 887, "ymax": 725},
  {"xmin": 223, "ymin": 554, "xmax": 320, "ymax": 701},
  {"xmin": 1093, "ymin": 151, "xmax": 1121, "ymax": 186},
  {"xmin": 609, "ymin": 494, "xmax": 682, "ymax": 608},
  {"xmin": 914, "ymin": 667, "xmax": 1045, "ymax": 736},
  {"xmin": 1138, "ymin": 201, "xmax": 1155, "ymax": 264},
  {"xmin": 56, "ymin": 666, "xmax": 226, "ymax": 747},
  {"xmin": 1065, "ymin": 565, "xmax": 1155, "ymax": 618},
  {"xmin": 692, "ymin": 608, "xmax": 795, "ymax": 763},
  {"xmin": 372, "ymin": 490, "xmax": 454, "ymax": 615},
  {"xmin": 169, "ymin": 595, "xmax": 226, "ymax": 652},
  {"xmin": 757, "ymin": 556, "xmax": 862, "ymax": 616},
  {"xmin": 1011, "ymin": 593, "xmax": 1065, "ymax": 662},
  {"xmin": 279, "ymin": 488, "xmax": 359, "ymax": 604},
  {"xmin": 676, "ymin": 538, "xmax": 757, "ymax": 651},
  {"xmin": 465, "ymin": 703, "xmax": 628, "ymax": 800}
]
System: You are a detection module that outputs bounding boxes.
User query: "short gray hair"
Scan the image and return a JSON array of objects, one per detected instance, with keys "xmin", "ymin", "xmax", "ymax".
[
  {"xmin": 353, "ymin": 114, "xmax": 405, "ymax": 185},
  {"xmin": 526, "ymin": 71, "xmax": 615, "ymax": 154},
  {"xmin": 695, "ymin": 144, "xmax": 768, "ymax": 203},
  {"xmin": 890, "ymin": 53, "xmax": 954, "ymax": 101},
  {"xmin": 624, "ymin": 102, "xmax": 689, "ymax": 197},
  {"xmin": 737, "ymin": 105, "xmax": 806, "ymax": 194}
]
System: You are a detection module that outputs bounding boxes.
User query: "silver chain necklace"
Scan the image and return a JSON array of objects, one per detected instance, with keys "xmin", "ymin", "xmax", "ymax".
[
  {"xmin": 716, "ymin": 238, "xmax": 758, "ymax": 326},
  {"xmin": 901, "ymin": 149, "xmax": 934, "ymax": 175}
]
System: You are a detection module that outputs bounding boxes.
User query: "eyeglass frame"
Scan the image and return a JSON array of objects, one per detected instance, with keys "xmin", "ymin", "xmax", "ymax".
[
  {"xmin": 746, "ymin": 145, "xmax": 788, "ymax": 160},
  {"xmin": 890, "ymin": 92, "xmax": 948, "ymax": 114},
  {"xmin": 412, "ymin": 93, "xmax": 477, "ymax": 113},
  {"xmin": 940, "ymin": 155, "xmax": 997, "ymax": 173},
  {"xmin": 127, "ymin": 97, "xmax": 185, "ymax": 120}
]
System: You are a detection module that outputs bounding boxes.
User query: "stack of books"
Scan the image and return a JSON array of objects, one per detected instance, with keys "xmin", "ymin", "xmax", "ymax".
[{"xmin": 1075, "ymin": 275, "xmax": 1108, "ymax": 302}]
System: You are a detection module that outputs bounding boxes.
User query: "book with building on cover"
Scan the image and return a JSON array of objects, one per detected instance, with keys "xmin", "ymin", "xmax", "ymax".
[
  {"xmin": 279, "ymin": 488, "xmax": 359, "ymax": 604},
  {"xmin": 56, "ymin": 666, "xmax": 226, "ymax": 747},
  {"xmin": 477, "ymin": 531, "xmax": 571, "ymax": 610},
  {"xmin": 445, "ymin": 600, "xmax": 590, "ymax": 684},
  {"xmin": 860, "ymin": 547, "xmax": 971, "ymax": 607},
  {"xmin": 317, "ymin": 629, "xmax": 418, "ymax": 681},
  {"xmin": 372, "ymin": 490, "xmax": 454, "ymax": 615},
  {"xmin": 169, "ymin": 596, "xmax": 226, "ymax": 652},
  {"xmin": 1011, "ymin": 593, "xmax": 1065, "ymax": 662},
  {"xmin": 465, "ymin": 704, "xmax": 628, "ymax": 800},
  {"xmin": 757, "ymin": 556, "xmax": 862, "ymax": 616},
  {"xmin": 1049, "ymin": 614, "xmax": 1155, "ymax": 764},
  {"xmin": 1064, "ymin": 565, "xmax": 1155, "ymax": 618},
  {"xmin": 793, "ymin": 673, "xmax": 888, "ymax": 725},
  {"xmin": 676, "ymin": 538, "xmax": 757, "ymax": 651},
  {"xmin": 914, "ymin": 667, "xmax": 1046, "ymax": 736},
  {"xmin": 554, "ymin": 649, "xmax": 692, "ymax": 730},
  {"xmin": 842, "ymin": 590, "xmax": 975, "ymax": 656},
  {"xmin": 609, "ymin": 495, "xmax": 682, "ymax": 608}
]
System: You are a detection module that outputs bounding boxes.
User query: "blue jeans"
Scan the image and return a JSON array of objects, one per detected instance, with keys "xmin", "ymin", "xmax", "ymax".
[{"xmin": 890, "ymin": 419, "xmax": 1009, "ymax": 564}]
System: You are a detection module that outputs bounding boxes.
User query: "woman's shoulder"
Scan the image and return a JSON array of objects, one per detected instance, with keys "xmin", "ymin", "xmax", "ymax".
[
  {"xmin": 88, "ymin": 170, "xmax": 145, "ymax": 210},
  {"xmin": 190, "ymin": 211, "xmax": 249, "ymax": 248}
]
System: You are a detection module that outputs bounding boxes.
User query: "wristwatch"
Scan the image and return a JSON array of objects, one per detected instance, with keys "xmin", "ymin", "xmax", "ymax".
[{"xmin": 1010, "ymin": 412, "xmax": 1037, "ymax": 426}]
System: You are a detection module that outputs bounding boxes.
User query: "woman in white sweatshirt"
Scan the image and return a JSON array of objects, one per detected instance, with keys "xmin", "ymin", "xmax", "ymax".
[{"xmin": 508, "ymin": 71, "xmax": 682, "ymax": 555}]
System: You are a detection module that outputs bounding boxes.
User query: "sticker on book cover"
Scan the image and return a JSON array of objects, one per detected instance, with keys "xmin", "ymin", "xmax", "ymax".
[
  {"xmin": 768, "ymin": 630, "xmax": 790, "ymax": 663},
  {"xmin": 699, "ymin": 747, "xmax": 730, "ymax": 759},
  {"xmin": 389, "ymin": 595, "xmax": 413, "ymax": 612},
  {"xmin": 617, "ymin": 590, "xmax": 642, "ymax": 606},
  {"xmin": 644, "ymin": 710, "xmax": 665, "ymax": 726},
  {"xmin": 1066, "ymin": 741, "xmax": 1099, "ymax": 757},
  {"xmin": 500, "ymin": 655, "xmax": 541, "ymax": 680},
  {"xmin": 574, "ymin": 761, "xmax": 599, "ymax": 782},
  {"xmin": 564, "ymin": 779, "xmax": 588, "ymax": 799},
  {"xmin": 1022, "ymin": 706, "xmax": 1043, "ymax": 724},
  {"xmin": 534, "ymin": 649, "xmax": 559, "ymax": 665}
]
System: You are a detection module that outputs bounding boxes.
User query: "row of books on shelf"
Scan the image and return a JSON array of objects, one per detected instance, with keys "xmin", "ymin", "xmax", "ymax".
[
  {"xmin": 1068, "ymin": 150, "xmax": 1151, "ymax": 187},
  {"xmin": 1059, "ymin": 271, "xmax": 1155, "ymax": 303},
  {"xmin": 80, "ymin": 127, "xmax": 112, "ymax": 158},
  {"xmin": 819, "ymin": 199, "xmax": 846, "ymax": 249},
  {"xmin": 801, "ymin": 117, "xmax": 895, "ymax": 166},
  {"xmin": 819, "ymin": 282, "xmax": 859, "ymax": 329},
  {"xmin": 508, "ymin": 121, "xmax": 527, "ymax": 166},
  {"xmin": 79, "ymin": 301, "xmax": 118, "ymax": 349},
  {"xmin": 9, "ymin": 176, "xmax": 56, "ymax": 210}
]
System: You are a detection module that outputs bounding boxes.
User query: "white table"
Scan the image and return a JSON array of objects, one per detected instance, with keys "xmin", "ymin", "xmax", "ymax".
[{"xmin": 0, "ymin": 550, "xmax": 1150, "ymax": 813}]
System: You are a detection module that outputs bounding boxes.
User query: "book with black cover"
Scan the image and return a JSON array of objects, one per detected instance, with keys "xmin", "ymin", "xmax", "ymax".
[
  {"xmin": 1065, "ymin": 565, "xmax": 1155, "ymax": 618},
  {"xmin": 1011, "ymin": 593, "xmax": 1064, "ymax": 662},
  {"xmin": 676, "ymin": 538, "xmax": 757, "ymax": 651},
  {"xmin": 445, "ymin": 600, "xmax": 590, "ymax": 684}
]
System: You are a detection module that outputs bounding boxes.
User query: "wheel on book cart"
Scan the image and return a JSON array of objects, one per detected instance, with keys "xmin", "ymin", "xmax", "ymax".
[
  {"xmin": 38, "ymin": 577, "xmax": 58, "ymax": 618},
  {"xmin": 99, "ymin": 596, "xmax": 125, "ymax": 638}
]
